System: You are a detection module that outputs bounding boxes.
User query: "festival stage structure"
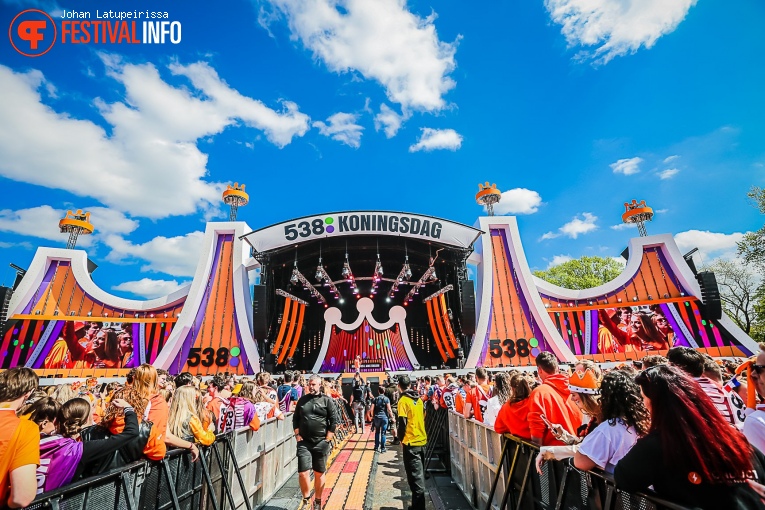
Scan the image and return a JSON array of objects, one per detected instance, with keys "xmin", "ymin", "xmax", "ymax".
[{"xmin": 0, "ymin": 189, "xmax": 759, "ymax": 377}]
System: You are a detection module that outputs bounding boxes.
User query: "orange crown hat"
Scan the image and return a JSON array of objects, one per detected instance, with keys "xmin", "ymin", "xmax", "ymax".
[
  {"xmin": 74, "ymin": 321, "xmax": 87, "ymax": 331},
  {"xmin": 568, "ymin": 368, "xmax": 600, "ymax": 395},
  {"xmin": 735, "ymin": 359, "xmax": 757, "ymax": 409}
]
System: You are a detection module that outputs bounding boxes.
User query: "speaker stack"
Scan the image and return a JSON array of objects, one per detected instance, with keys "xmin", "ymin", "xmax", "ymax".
[{"xmin": 695, "ymin": 271, "xmax": 723, "ymax": 320}]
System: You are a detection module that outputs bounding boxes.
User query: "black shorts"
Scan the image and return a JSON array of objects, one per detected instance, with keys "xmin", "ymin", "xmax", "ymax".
[{"xmin": 296, "ymin": 440, "xmax": 332, "ymax": 473}]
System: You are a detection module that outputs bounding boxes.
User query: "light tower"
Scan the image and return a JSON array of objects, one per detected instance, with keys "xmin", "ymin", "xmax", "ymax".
[
  {"xmin": 622, "ymin": 199, "xmax": 654, "ymax": 237},
  {"xmin": 476, "ymin": 182, "xmax": 502, "ymax": 216},
  {"xmin": 59, "ymin": 209, "xmax": 94, "ymax": 249},
  {"xmin": 222, "ymin": 182, "xmax": 249, "ymax": 221}
]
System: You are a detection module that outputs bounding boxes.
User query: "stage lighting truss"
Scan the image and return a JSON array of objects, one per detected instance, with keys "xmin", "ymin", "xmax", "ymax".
[
  {"xmin": 276, "ymin": 288, "xmax": 309, "ymax": 306},
  {"xmin": 404, "ymin": 250, "xmax": 442, "ymax": 303},
  {"xmin": 388, "ymin": 256, "xmax": 413, "ymax": 299},
  {"xmin": 289, "ymin": 263, "xmax": 327, "ymax": 304},
  {"xmin": 423, "ymin": 284, "xmax": 454, "ymax": 303},
  {"xmin": 371, "ymin": 254, "xmax": 384, "ymax": 295},
  {"xmin": 342, "ymin": 253, "xmax": 359, "ymax": 295},
  {"xmin": 314, "ymin": 258, "xmax": 340, "ymax": 300}
]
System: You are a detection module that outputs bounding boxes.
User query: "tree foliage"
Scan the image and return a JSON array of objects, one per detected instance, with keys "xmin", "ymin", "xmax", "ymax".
[
  {"xmin": 533, "ymin": 256, "xmax": 625, "ymax": 290},
  {"xmin": 737, "ymin": 186, "xmax": 765, "ymax": 274},
  {"xmin": 704, "ymin": 260, "xmax": 760, "ymax": 335}
]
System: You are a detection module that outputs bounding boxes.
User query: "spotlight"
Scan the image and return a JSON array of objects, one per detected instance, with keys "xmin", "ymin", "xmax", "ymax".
[
  {"xmin": 339, "ymin": 298, "xmax": 345, "ymax": 304},
  {"xmin": 290, "ymin": 269, "xmax": 299, "ymax": 284},
  {"xmin": 386, "ymin": 297, "xmax": 391, "ymax": 303}
]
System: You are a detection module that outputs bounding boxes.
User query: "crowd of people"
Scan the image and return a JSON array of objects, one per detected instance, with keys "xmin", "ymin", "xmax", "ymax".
[{"xmin": 4, "ymin": 344, "xmax": 765, "ymax": 509}]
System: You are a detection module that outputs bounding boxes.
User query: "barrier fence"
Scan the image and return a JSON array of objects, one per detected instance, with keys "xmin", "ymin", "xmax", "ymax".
[
  {"xmin": 27, "ymin": 396, "xmax": 357, "ymax": 510},
  {"xmin": 26, "ymin": 414, "xmax": 297, "ymax": 510},
  {"xmin": 448, "ymin": 412, "xmax": 695, "ymax": 510}
]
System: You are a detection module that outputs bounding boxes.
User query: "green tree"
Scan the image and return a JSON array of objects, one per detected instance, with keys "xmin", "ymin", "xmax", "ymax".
[
  {"xmin": 737, "ymin": 186, "xmax": 765, "ymax": 274},
  {"xmin": 533, "ymin": 256, "xmax": 624, "ymax": 290},
  {"xmin": 704, "ymin": 259, "xmax": 760, "ymax": 336}
]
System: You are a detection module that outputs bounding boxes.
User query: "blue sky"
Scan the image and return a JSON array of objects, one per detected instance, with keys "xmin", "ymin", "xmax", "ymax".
[{"xmin": 0, "ymin": 0, "xmax": 763, "ymax": 298}]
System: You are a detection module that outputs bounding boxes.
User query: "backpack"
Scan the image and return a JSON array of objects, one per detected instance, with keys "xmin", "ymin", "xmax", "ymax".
[
  {"xmin": 352, "ymin": 383, "xmax": 366, "ymax": 401},
  {"xmin": 373, "ymin": 395, "xmax": 388, "ymax": 416}
]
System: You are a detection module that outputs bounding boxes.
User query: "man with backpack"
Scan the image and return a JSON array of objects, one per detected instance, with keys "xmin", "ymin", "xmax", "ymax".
[
  {"xmin": 372, "ymin": 385, "xmax": 393, "ymax": 452},
  {"xmin": 349, "ymin": 374, "xmax": 372, "ymax": 434},
  {"xmin": 277, "ymin": 372, "xmax": 299, "ymax": 413}
]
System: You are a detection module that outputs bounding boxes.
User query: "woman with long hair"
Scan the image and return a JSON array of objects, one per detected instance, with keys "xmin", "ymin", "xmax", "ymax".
[
  {"xmin": 37, "ymin": 397, "xmax": 137, "ymax": 492},
  {"xmin": 240, "ymin": 381, "xmax": 284, "ymax": 422},
  {"xmin": 483, "ymin": 371, "xmax": 512, "ymax": 428},
  {"xmin": 599, "ymin": 309, "xmax": 668, "ymax": 352},
  {"xmin": 494, "ymin": 372, "xmax": 536, "ymax": 440},
  {"xmin": 168, "ymin": 386, "xmax": 215, "ymax": 446},
  {"xmin": 105, "ymin": 364, "xmax": 201, "ymax": 462},
  {"xmin": 615, "ymin": 364, "xmax": 765, "ymax": 508},
  {"xmin": 573, "ymin": 370, "xmax": 649, "ymax": 473}
]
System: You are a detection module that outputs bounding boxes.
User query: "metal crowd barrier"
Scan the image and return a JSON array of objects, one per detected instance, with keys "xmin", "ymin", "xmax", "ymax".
[
  {"xmin": 447, "ymin": 412, "xmax": 695, "ymax": 510},
  {"xmin": 26, "ymin": 414, "xmax": 297, "ymax": 510}
]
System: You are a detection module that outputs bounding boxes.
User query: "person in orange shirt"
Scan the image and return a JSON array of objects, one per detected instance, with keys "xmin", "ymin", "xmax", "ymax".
[
  {"xmin": 0, "ymin": 367, "xmax": 40, "ymax": 508},
  {"xmin": 528, "ymin": 352, "xmax": 582, "ymax": 446},
  {"xmin": 463, "ymin": 367, "xmax": 492, "ymax": 423},
  {"xmin": 494, "ymin": 372, "xmax": 536, "ymax": 440}
]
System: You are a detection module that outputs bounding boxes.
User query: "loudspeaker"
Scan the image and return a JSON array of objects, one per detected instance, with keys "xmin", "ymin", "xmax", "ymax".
[
  {"xmin": 252, "ymin": 285, "xmax": 269, "ymax": 340},
  {"xmin": 0, "ymin": 286, "xmax": 12, "ymax": 339},
  {"xmin": 696, "ymin": 271, "xmax": 722, "ymax": 320},
  {"xmin": 460, "ymin": 280, "xmax": 476, "ymax": 336}
]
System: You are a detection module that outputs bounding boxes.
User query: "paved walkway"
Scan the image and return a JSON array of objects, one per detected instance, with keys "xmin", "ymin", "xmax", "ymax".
[{"xmin": 262, "ymin": 428, "xmax": 470, "ymax": 510}]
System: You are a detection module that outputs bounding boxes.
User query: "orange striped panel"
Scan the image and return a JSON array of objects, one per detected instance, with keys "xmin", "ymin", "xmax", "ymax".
[
  {"xmin": 279, "ymin": 299, "xmax": 300, "ymax": 362},
  {"xmin": 440, "ymin": 295, "xmax": 459, "ymax": 350},
  {"xmin": 432, "ymin": 297, "xmax": 453, "ymax": 359},
  {"xmin": 271, "ymin": 298, "xmax": 292, "ymax": 355},
  {"xmin": 426, "ymin": 299, "xmax": 448, "ymax": 362},
  {"xmin": 285, "ymin": 303, "xmax": 305, "ymax": 360}
]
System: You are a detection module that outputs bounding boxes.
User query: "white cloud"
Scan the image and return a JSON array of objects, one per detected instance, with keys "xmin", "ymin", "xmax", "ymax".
[
  {"xmin": 0, "ymin": 205, "xmax": 137, "ymax": 247},
  {"xmin": 561, "ymin": 213, "xmax": 598, "ymax": 238},
  {"xmin": 545, "ymin": 0, "xmax": 697, "ymax": 64},
  {"xmin": 0, "ymin": 61, "xmax": 310, "ymax": 220},
  {"xmin": 674, "ymin": 230, "xmax": 746, "ymax": 262},
  {"xmin": 112, "ymin": 278, "xmax": 188, "ymax": 299},
  {"xmin": 409, "ymin": 128, "xmax": 462, "ymax": 152},
  {"xmin": 610, "ymin": 223, "xmax": 636, "ymax": 231},
  {"xmin": 542, "ymin": 213, "xmax": 598, "ymax": 241},
  {"xmin": 547, "ymin": 254, "xmax": 573, "ymax": 269},
  {"xmin": 374, "ymin": 104, "xmax": 407, "ymax": 138},
  {"xmin": 610, "ymin": 156, "xmax": 643, "ymax": 175},
  {"xmin": 264, "ymin": 0, "xmax": 458, "ymax": 111},
  {"xmin": 104, "ymin": 231, "xmax": 205, "ymax": 277},
  {"xmin": 492, "ymin": 188, "xmax": 543, "ymax": 215},
  {"xmin": 313, "ymin": 112, "xmax": 364, "ymax": 148},
  {"xmin": 655, "ymin": 208, "xmax": 669, "ymax": 214},
  {"xmin": 663, "ymin": 155, "xmax": 680, "ymax": 164},
  {"xmin": 540, "ymin": 231, "xmax": 560, "ymax": 241},
  {"xmin": 658, "ymin": 168, "xmax": 680, "ymax": 179}
]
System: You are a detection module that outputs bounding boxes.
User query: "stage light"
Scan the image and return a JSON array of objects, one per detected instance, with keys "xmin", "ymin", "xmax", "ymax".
[
  {"xmin": 386, "ymin": 297, "xmax": 391, "ymax": 303},
  {"xmin": 339, "ymin": 298, "xmax": 345, "ymax": 304}
]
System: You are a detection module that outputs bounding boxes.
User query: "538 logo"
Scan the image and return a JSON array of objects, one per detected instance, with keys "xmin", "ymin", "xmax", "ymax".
[
  {"xmin": 284, "ymin": 217, "xmax": 334, "ymax": 241},
  {"xmin": 9, "ymin": 9, "xmax": 57, "ymax": 57}
]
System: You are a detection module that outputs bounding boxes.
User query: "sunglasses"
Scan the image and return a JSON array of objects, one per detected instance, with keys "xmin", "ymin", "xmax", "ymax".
[{"xmin": 752, "ymin": 364, "xmax": 765, "ymax": 373}]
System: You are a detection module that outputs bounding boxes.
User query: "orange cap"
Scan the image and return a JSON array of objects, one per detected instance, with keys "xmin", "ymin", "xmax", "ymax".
[{"xmin": 569, "ymin": 368, "xmax": 600, "ymax": 395}]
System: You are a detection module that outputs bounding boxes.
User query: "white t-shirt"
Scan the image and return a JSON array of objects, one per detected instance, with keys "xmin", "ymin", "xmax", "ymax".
[
  {"xmin": 483, "ymin": 396, "xmax": 501, "ymax": 428},
  {"xmin": 577, "ymin": 419, "xmax": 639, "ymax": 473},
  {"xmin": 744, "ymin": 407, "xmax": 765, "ymax": 454}
]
